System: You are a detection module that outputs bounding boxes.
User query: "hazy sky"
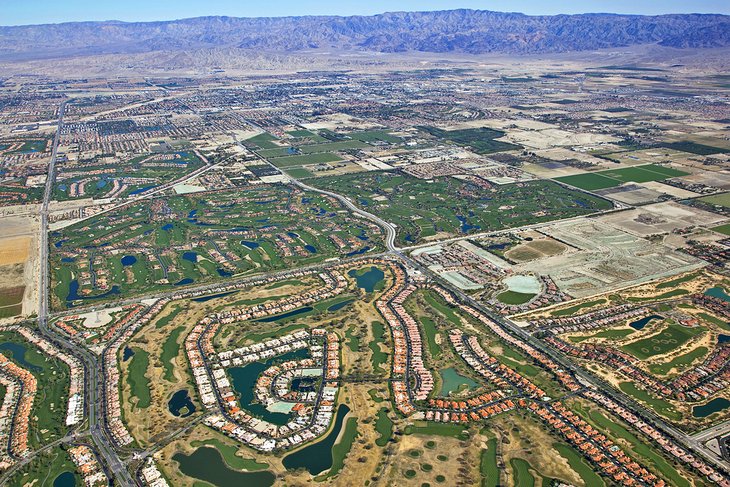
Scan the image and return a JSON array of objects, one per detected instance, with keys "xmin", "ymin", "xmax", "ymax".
[{"xmin": 3, "ymin": 0, "xmax": 729, "ymax": 26}]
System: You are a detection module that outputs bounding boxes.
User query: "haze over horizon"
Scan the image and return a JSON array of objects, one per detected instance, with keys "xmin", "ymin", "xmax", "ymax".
[{"xmin": 3, "ymin": 0, "xmax": 730, "ymax": 26}]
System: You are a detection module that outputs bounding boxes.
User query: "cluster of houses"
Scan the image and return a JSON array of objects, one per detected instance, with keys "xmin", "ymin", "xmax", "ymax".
[
  {"xmin": 54, "ymin": 303, "xmax": 146, "ymax": 346},
  {"xmin": 0, "ymin": 325, "xmax": 87, "ymax": 471},
  {"xmin": 0, "ymin": 353, "xmax": 35, "ymax": 467},
  {"xmin": 14, "ymin": 327, "xmax": 85, "ymax": 426},
  {"xmin": 428, "ymin": 284, "xmax": 582, "ymax": 393},
  {"xmin": 529, "ymin": 400, "xmax": 663, "ymax": 486},
  {"xmin": 544, "ymin": 306, "xmax": 729, "ymax": 403},
  {"xmin": 68, "ymin": 445, "xmax": 109, "ymax": 487},
  {"xmin": 140, "ymin": 458, "xmax": 170, "ymax": 487},
  {"xmin": 533, "ymin": 304, "xmax": 648, "ymax": 334},
  {"xmin": 191, "ymin": 327, "xmax": 340, "ymax": 452},
  {"xmin": 585, "ymin": 390, "xmax": 730, "ymax": 487}
]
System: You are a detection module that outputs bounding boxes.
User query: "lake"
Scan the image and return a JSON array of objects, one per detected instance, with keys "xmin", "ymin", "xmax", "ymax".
[
  {"xmin": 0, "ymin": 342, "xmax": 41, "ymax": 372},
  {"xmin": 439, "ymin": 367, "xmax": 478, "ymax": 395},
  {"xmin": 629, "ymin": 314, "xmax": 663, "ymax": 331},
  {"xmin": 173, "ymin": 447, "xmax": 275, "ymax": 487},
  {"xmin": 283, "ymin": 404, "xmax": 350, "ymax": 475},
  {"xmin": 327, "ymin": 299, "xmax": 354, "ymax": 312},
  {"xmin": 705, "ymin": 287, "xmax": 730, "ymax": 303},
  {"xmin": 168, "ymin": 389, "xmax": 196, "ymax": 417},
  {"xmin": 348, "ymin": 266, "xmax": 385, "ymax": 293},
  {"xmin": 53, "ymin": 471, "xmax": 76, "ymax": 487},
  {"xmin": 228, "ymin": 348, "xmax": 309, "ymax": 425},
  {"xmin": 121, "ymin": 255, "xmax": 137, "ymax": 266},
  {"xmin": 192, "ymin": 291, "xmax": 235, "ymax": 303},
  {"xmin": 692, "ymin": 397, "xmax": 730, "ymax": 418},
  {"xmin": 256, "ymin": 306, "xmax": 312, "ymax": 323}
]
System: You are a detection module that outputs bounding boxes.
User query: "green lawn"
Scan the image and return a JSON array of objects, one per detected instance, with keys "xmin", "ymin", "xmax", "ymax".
[
  {"xmin": 496, "ymin": 290, "xmax": 536, "ymax": 305},
  {"xmin": 661, "ymin": 142, "xmax": 729, "ymax": 156},
  {"xmin": 711, "ymin": 223, "xmax": 730, "ymax": 236}
]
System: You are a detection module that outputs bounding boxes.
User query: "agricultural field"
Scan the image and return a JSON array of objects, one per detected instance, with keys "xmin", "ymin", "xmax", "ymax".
[
  {"xmin": 554, "ymin": 164, "xmax": 690, "ymax": 191},
  {"xmin": 50, "ymin": 185, "xmax": 381, "ymax": 309},
  {"xmin": 310, "ymin": 172, "xmax": 613, "ymax": 245}
]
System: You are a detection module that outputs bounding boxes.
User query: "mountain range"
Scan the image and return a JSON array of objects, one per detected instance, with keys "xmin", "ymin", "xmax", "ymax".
[{"xmin": 1, "ymin": 9, "xmax": 729, "ymax": 60}]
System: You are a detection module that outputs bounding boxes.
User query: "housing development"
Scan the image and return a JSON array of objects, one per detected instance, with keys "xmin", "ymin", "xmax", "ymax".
[{"xmin": 0, "ymin": 6, "xmax": 730, "ymax": 487}]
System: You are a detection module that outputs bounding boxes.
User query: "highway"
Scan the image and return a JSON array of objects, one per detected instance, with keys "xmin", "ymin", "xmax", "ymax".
[{"xmin": 34, "ymin": 101, "xmax": 136, "ymax": 487}]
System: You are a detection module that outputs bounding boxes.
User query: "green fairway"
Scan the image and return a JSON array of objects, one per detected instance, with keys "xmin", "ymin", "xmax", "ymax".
[
  {"xmin": 320, "ymin": 417, "xmax": 359, "ymax": 479},
  {"xmin": 50, "ymin": 185, "xmax": 378, "ymax": 309},
  {"xmin": 569, "ymin": 327, "xmax": 635, "ymax": 342},
  {"xmin": 553, "ymin": 443, "xmax": 606, "ymax": 487},
  {"xmin": 648, "ymin": 346, "xmax": 708, "ymax": 375},
  {"xmin": 403, "ymin": 421, "xmax": 468, "ymax": 438},
  {"xmin": 584, "ymin": 408, "xmax": 689, "ymax": 487},
  {"xmin": 550, "ymin": 299, "xmax": 607, "ymax": 317},
  {"xmin": 618, "ymin": 382, "xmax": 681, "ymax": 420},
  {"xmin": 419, "ymin": 317, "xmax": 441, "ymax": 361},
  {"xmin": 190, "ymin": 438, "xmax": 269, "ymax": 471},
  {"xmin": 369, "ymin": 321, "xmax": 388, "ymax": 373},
  {"xmin": 480, "ymin": 438, "xmax": 500, "ymax": 487},
  {"xmin": 510, "ymin": 458, "xmax": 535, "ymax": 487},
  {"xmin": 126, "ymin": 346, "xmax": 151, "ymax": 409},
  {"xmin": 0, "ymin": 332, "xmax": 71, "ymax": 449},
  {"xmin": 555, "ymin": 164, "xmax": 690, "ymax": 190},
  {"xmin": 310, "ymin": 172, "xmax": 611, "ymax": 245},
  {"xmin": 5, "ymin": 446, "xmax": 79, "ymax": 487},
  {"xmin": 418, "ymin": 126, "xmax": 522, "ymax": 154},
  {"xmin": 161, "ymin": 326, "xmax": 184, "ymax": 381},
  {"xmin": 268, "ymin": 152, "xmax": 342, "ymax": 167},
  {"xmin": 621, "ymin": 323, "xmax": 704, "ymax": 359},
  {"xmin": 375, "ymin": 408, "xmax": 393, "ymax": 447}
]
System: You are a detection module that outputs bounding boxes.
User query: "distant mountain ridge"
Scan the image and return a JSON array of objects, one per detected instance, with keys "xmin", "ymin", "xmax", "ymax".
[{"xmin": 1, "ymin": 9, "xmax": 729, "ymax": 59}]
